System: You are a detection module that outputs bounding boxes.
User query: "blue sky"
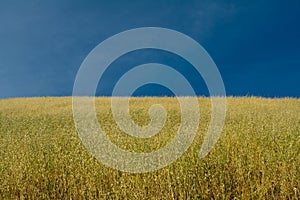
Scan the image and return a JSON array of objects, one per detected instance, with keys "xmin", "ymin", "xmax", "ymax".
[{"xmin": 0, "ymin": 0, "xmax": 299, "ymax": 98}]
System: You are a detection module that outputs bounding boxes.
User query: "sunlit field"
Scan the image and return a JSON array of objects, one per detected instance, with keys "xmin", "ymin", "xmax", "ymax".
[{"xmin": 0, "ymin": 97, "xmax": 299, "ymax": 199}]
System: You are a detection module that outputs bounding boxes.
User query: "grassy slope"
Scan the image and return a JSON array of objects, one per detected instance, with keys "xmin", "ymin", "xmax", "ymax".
[{"xmin": 0, "ymin": 97, "xmax": 299, "ymax": 199}]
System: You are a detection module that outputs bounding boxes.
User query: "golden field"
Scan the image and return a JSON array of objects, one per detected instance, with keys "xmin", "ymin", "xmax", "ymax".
[{"xmin": 0, "ymin": 97, "xmax": 299, "ymax": 199}]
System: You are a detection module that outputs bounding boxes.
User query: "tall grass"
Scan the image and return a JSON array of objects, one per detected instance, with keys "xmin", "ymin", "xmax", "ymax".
[{"xmin": 0, "ymin": 97, "xmax": 299, "ymax": 199}]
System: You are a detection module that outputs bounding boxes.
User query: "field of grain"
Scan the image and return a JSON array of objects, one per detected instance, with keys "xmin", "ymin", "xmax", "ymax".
[{"xmin": 0, "ymin": 97, "xmax": 299, "ymax": 199}]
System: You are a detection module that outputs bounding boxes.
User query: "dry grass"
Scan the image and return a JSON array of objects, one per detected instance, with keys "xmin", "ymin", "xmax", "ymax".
[{"xmin": 0, "ymin": 97, "xmax": 299, "ymax": 199}]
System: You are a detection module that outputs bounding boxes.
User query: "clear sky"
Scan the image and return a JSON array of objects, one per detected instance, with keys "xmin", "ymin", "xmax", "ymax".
[{"xmin": 0, "ymin": 0, "xmax": 299, "ymax": 98}]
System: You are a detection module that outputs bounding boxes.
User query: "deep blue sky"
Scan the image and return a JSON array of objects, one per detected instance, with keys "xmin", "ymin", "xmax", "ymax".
[{"xmin": 0, "ymin": 0, "xmax": 299, "ymax": 98}]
